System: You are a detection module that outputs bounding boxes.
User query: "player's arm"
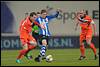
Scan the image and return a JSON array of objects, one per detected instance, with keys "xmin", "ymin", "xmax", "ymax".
[
  {"xmin": 78, "ymin": 18, "xmax": 91, "ymax": 23},
  {"xmin": 75, "ymin": 21, "xmax": 79, "ymax": 31},
  {"xmin": 34, "ymin": 19, "xmax": 45, "ymax": 29},
  {"xmin": 47, "ymin": 9, "xmax": 62, "ymax": 20},
  {"xmin": 77, "ymin": 16, "xmax": 91, "ymax": 23},
  {"xmin": 74, "ymin": 12, "xmax": 80, "ymax": 31},
  {"xmin": 47, "ymin": 11, "xmax": 59, "ymax": 20},
  {"xmin": 35, "ymin": 18, "xmax": 45, "ymax": 29},
  {"xmin": 32, "ymin": 21, "xmax": 41, "ymax": 33},
  {"xmin": 75, "ymin": 19, "xmax": 79, "ymax": 31},
  {"xmin": 34, "ymin": 21, "xmax": 41, "ymax": 27},
  {"xmin": 91, "ymin": 20, "xmax": 96, "ymax": 36}
]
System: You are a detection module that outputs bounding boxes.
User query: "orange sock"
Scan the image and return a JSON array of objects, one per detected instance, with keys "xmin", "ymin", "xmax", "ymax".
[
  {"xmin": 90, "ymin": 43, "xmax": 96, "ymax": 55},
  {"xmin": 80, "ymin": 44, "xmax": 85, "ymax": 56},
  {"xmin": 17, "ymin": 49, "xmax": 28, "ymax": 59}
]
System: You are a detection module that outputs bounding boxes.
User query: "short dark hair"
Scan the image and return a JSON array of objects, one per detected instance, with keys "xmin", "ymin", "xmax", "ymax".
[
  {"xmin": 37, "ymin": 12, "xmax": 40, "ymax": 14},
  {"xmin": 41, "ymin": 9, "xmax": 47, "ymax": 14},
  {"xmin": 30, "ymin": 12, "xmax": 36, "ymax": 17}
]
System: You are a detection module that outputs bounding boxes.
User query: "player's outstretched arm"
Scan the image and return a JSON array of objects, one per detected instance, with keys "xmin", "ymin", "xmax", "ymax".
[
  {"xmin": 75, "ymin": 22, "xmax": 79, "ymax": 31},
  {"xmin": 74, "ymin": 12, "xmax": 79, "ymax": 31},
  {"xmin": 74, "ymin": 20, "xmax": 79, "ymax": 31},
  {"xmin": 47, "ymin": 8, "xmax": 62, "ymax": 20},
  {"xmin": 91, "ymin": 20, "xmax": 96, "ymax": 36}
]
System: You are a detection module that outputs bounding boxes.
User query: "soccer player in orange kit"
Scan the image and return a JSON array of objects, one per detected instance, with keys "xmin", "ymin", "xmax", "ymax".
[
  {"xmin": 75, "ymin": 10, "xmax": 98, "ymax": 60},
  {"xmin": 16, "ymin": 12, "xmax": 42, "ymax": 63}
]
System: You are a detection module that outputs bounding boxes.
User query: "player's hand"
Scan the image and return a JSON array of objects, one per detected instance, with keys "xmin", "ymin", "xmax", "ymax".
[
  {"xmin": 34, "ymin": 30, "xmax": 38, "ymax": 33},
  {"xmin": 40, "ymin": 23, "xmax": 46, "ymax": 29},
  {"xmin": 57, "ymin": 8, "xmax": 62, "ymax": 13}
]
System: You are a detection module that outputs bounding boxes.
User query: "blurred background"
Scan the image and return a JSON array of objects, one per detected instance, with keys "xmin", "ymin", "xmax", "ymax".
[{"xmin": 1, "ymin": 1, "xmax": 99, "ymax": 49}]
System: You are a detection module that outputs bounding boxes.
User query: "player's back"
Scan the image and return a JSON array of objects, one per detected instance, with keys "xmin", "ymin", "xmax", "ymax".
[
  {"xmin": 19, "ymin": 19, "xmax": 25, "ymax": 32},
  {"xmin": 19, "ymin": 16, "xmax": 32, "ymax": 33}
]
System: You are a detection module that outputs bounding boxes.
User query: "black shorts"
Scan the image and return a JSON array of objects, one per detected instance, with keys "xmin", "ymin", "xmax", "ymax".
[
  {"xmin": 38, "ymin": 34, "xmax": 49, "ymax": 45},
  {"xmin": 32, "ymin": 32, "xmax": 39, "ymax": 41}
]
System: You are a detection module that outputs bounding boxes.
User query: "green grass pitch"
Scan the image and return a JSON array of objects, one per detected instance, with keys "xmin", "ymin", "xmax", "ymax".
[{"xmin": 1, "ymin": 49, "xmax": 99, "ymax": 66}]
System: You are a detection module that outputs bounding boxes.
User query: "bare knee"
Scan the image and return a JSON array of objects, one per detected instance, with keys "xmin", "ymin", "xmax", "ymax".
[
  {"xmin": 23, "ymin": 43, "xmax": 28, "ymax": 50},
  {"xmin": 42, "ymin": 39, "xmax": 47, "ymax": 46},
  {"xmin": 29, "ymin": 41, "xmax": 37, "ymax": 46}
]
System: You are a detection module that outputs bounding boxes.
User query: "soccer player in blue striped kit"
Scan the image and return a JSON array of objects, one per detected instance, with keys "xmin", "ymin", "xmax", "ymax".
[{"xmin": 34, "ymin": 9, "xmax": 62, "ymax": 62}]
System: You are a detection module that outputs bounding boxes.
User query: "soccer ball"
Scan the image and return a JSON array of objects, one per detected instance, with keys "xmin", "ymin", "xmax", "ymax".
[{"xmin": 46, "ymin": 55, "xmax": 53, "ymax": 62}]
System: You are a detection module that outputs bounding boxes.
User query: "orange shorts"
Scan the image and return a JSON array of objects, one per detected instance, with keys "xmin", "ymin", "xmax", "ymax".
[
  {"xmin": 20, "ymin": 31, "xmax": 36, "ymax": 46},
  {"xmin": 80, "ymin": 30, "xmax": 93, "ymax": 43}
]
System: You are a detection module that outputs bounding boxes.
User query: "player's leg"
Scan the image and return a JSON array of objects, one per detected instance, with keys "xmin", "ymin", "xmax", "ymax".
[
  {"xmin": 40, "ymin": 39, "xmax": 47, "ymax": 58},
  {"xmin": 16, "ymin": 33, "xmax": 30, "ymax": 63},
  {"xmin": 16, "ymin": 42, "xmax": 29, "ymax": 63},
  {"xmin": 24, "ymin": 35, "xmax": 37, "ymax": 60},
  {"xmin": 35, "ymin": 39, "xmax": 47, "ymax": 62},
  {"xmin": 25, "ymin": 32, "xmax": 39, "ymax": 59},
  {"xmin": 24, "ymin": 43, "xmax": 36, "ymax": 60},
  {"xmin": 79, "ymin": 34, "xmax": 86, "ymax": 60},
  {"xmin": 35, "ymin": 35, "xmax": 48, "ymax": 62},
  {"xmin": 86, "ymin": 32, "xmax": 97, "ymax": 60}
]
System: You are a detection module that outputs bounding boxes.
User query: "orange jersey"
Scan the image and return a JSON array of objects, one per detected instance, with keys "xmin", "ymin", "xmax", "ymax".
[
  {"xmin": 19, "ymin": 19, "xmax": 25, "ymax": 32},
  {"xmin": 78, "ymin": 15, "xmax": 93, "ymax": 43},
  {"xmin": 19, "ymin": 16, "xmax": 40, "ymax": 34},
  {"xmin": 78, "ymin": 15, "xmax": 93, "ymax": 33},
  {"xmin": 19, "ymin": 16, "xmax": 40, "ymax": 45},
  {"xmin": 19, "ymin": 16, "xmax": 32, "ymax": 33}
]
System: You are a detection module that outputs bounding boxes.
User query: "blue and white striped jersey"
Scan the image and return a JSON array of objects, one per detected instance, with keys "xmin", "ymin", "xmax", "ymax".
[{"xmin": 36, "ymin": 11, "xmax": 59, "ymax": 36}]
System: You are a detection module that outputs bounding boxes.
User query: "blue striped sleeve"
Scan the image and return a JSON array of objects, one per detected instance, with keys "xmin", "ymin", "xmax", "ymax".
[{"xmin": 47, "ymin": 11, "xmax": 59, "ymax": 21}]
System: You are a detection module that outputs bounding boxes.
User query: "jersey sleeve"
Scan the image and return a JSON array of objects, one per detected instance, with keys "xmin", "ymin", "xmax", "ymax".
[
  {"xmin": 47, "ymin": 11, "xmax": 59, "ymax": 21},
  {"xmin": 34, "ymin": 21, "xmax": 41, "ymax": 27},
  {"xmin": 77, "ymin": 16, "xmax": 92, "ymax": 23}
]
